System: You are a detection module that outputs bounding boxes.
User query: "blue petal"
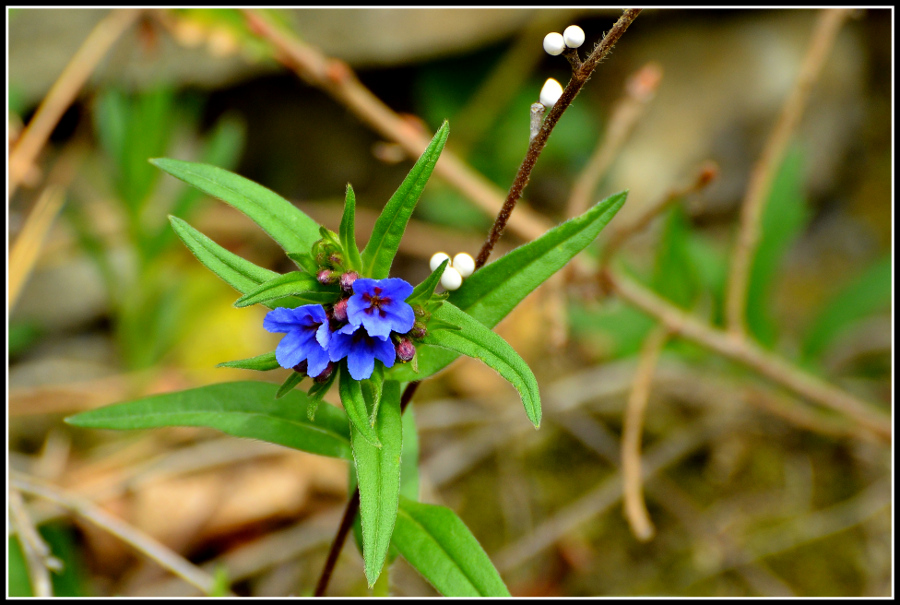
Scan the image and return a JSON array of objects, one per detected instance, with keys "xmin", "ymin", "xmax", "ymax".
[
  {"xmin": 275, "ymin": 330, "xmax": 311, "ymax": 369},
  {"xmin": 305, "ymin": 344, "xmax": 331, "ymax": 377},
  {"xmin": 383, "ymin": 301, "xmax": 415, "ymax": 334},
  {"xmin": 328, "ymin": 329, "xmax": 354, "ymax": 362},
  {"xmin": 372, "ymin": 336, "xmax": 397, "ymax": 369},
  {"xmin": 347, "ymin": 345, "xmax": 375, "ymax": 380}
]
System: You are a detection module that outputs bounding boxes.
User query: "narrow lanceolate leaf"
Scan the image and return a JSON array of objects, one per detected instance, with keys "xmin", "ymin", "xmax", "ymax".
[
  {"xmin": 169, "ymin": 216, "xmax": 304, "ymax": 309},
  {"xmin": 408, "ymin": 259, "xmax": 448, "ymax": 306},
  {"xmin": 424, "ymin": 302, "xmax": 541, "ymax": 428},
  {"xmin": 361, "ymin": 122, "xmax": 449, "ymax": 279},
  {"xmin": 65, "ymin": 382, "xmax": 352, "ymax": 460},
  {"xmin": 276, "ymin": 371, "xmax": 305, "ymax": 399},
  {"xmin": 216, "ymin": 350, "xmax": 280, "ymax": 371},
  {"xmin": 153, "ymin": 158, "xmax": 320, "ymax": 254},
  {"xmin": 234, "ymin": 271, "xmax": 339, "ymax": 308},
  {"xmin": 388, "ymin": 191, "xmax": 627, "ymax": 383},
  {"xmin": 340, "ymin": 184, "xmax": 363, "ymax": 271},
  {"xmin": 352, "ymin": 380, "xmax": 402, "ymax": 587},
  {"xmin": 393, "ymin": 496, "xmax": 510, "ymax": 597},
  {"xmin": 339, "ymin": 364, "xmax": 382, "ymax": 448}
]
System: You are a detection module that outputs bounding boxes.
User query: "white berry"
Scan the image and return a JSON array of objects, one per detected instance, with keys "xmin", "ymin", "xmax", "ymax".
[
  {"xmin": 539, "ymin": 78, "xmax": 564, "ymax": 108},
  {"xmin": 440, "ymin": 266, "xmax": 463, "ymax": 291},
  {"xmin": 453, "ymin": 252, "xmax": 475, "ymax": 278},
  {"xmin": 543, "ymin": 32, "xmax": 565, "ymax": 56},
  {"xmin": 429, "ymin": 251, "xmax": 450, "ymax": 272},
  {"xmin": 563, "ymin": 25, "xmax": 585, "ymax": 48}
]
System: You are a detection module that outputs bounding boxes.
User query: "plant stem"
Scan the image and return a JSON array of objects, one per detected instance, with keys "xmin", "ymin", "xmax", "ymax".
[
  {"xmin": 725, "ymin": 9, "xmax": 850, "ymax": 336},
  {"xmin": 475, "ymin": 8, "xmax": 643, "ymax": 270}
]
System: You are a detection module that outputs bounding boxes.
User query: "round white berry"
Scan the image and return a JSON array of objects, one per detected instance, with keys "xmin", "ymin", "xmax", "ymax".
[
  {"xmin": 539, "ymin": 78, "xmax": 564, "ymax": 108},
  {"xmin": 543, "ymin": 32, "xmax": 565, "ymax": 56},
  {"xmin": 452, "ymin": 252, "xmax": 475, "ymax": 278},
  {"xmin": 563, "ymin": 25, "xmax": 585, "ymax": 48},
  {"xmin": 440, "ymin": 266, "xmax": 463, "ymax": 291},
  {"xmin": 429, "ymin": 251, "xmax": 450, "ymax": 272}
]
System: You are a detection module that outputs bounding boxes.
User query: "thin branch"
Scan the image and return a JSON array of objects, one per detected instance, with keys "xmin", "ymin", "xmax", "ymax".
[
  {"xmin": 725, "ymin": 9, "xmax": 851, "ymax": 336},
  {"xmin": 621, "ymin": 325, "xmax": 669, "ymax": 542},
  {"xmin": 241, "ymin": 9, "xmax": 552, "ymax": 243},
  {"xmin": 601, "ymin": 160, "xmax": 719, "ymax": 268},
  {"xmin": 476, "ymin": 8, "xmax": 643, "ymax": 269},
  {"xmin": 9, "ymin": 185, "xmax": 67, "ymax": 310},
  {"xmin": 11, "ymin": 471, "xmax": 223, "ymax": 596},
  {"xmin": 8, "ymin": 9, "xmax": 141, "ymax": 197},
  {"xmin": 567, "ymin": 61, "xmax": 663, "ymax": 219},
  {"xmin": 9, "ymin": 487, "xmax": 61, "ymax": 596},
  {"xmin": 603, "ymin": 268, "xmax": 891, "ymax": 442}
]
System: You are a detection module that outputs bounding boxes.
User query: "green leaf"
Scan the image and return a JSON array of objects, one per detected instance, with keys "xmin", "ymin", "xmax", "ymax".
[
  {"xmin": 169, "ymin": 216, "xmax": 304, "ymax": 309},
  {"xmin": 234, "ymin": 271, "xmax": 339, "ymax": 308},
  {"xmin": 389, "ymin": 191, "xmax": 627, "ymax": 382},
  {"xmin": 393, "ymin": 496, "xmax": 510, "ymax": 597},
  {"xmin": 216, "ymin": 350, "xmax": 280, "ymax": 371},
  {"xmin": 276, "ymin": 371, "xmax": 305, "ymax": 399},
  {"xmin": 340, "ymin": 184, "xmax": 363, "ymax": 271},
  {"xmin": 746, "ymin": 147, "xmax": 810, "ymax": 347},
  {"xmin": 339, "ymin": 364, "xmax": 382, "ymax": 448},
  {"xmin": 153, "ymin": 158, "xmax": 321, "ymax": 255},
  {"xmin": 652, "ymin": 205, "xmax": 699, "ymax": 309},
  {"xmin": 408, "ymin": 259, "xmax": 448, "ymax": 306},
  {"xmin": 801, "ymin": 255, "xmax": 892, "ymax": 362},
  {"xmin": 351, "ymin": 380, "xmax": 402, "ymax": 587},
  {"xmin": 423, "ymin": 302, "xmax": 541, "ymax": 428},
  {"xmin": 361, "ymin": 122, "xmax": 449, "ymax": 279},
  {"xmin": 66, "ymin": 381, "xmax": 352, "ymax": 460}
]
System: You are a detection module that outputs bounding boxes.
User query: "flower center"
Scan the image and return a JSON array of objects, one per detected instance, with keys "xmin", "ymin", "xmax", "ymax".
[{"xmin": 362, "ymin": 287, "xmax": 391, "ymax": 318}]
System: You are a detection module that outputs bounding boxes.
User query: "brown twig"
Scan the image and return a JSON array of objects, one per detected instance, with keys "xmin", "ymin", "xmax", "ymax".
[
  {"xmin": 621, "ymin": 325, "xmax": 669, "ymax": 542},
  {"xmin": 11, "ymin": 471, "xmax": 223, "ymax": 595},
  {"xmin": 8, "ymin": 9, "xmax": 141, "ymax": 197},
  {"xmin": 566, "ymin": 61, "xmax": 663, "ymax": 219},
  {"xmin": 475, "ymin": 8, "xmax": 643, "ymax": 269},
  {"xmin": 601, "ymin": 160, "xmax": 719, "ymax": 269},
  {"xmin": 9, "ymin": 186, "xmax": 67, "ymax": 311},
  {"xmin": 241, "ymin": 9, "xmax": 552, "ymax": 243},
  {"xmin": 725, "ymin": 9, "xmax": 850, "ymax": 336},
  {"xmin": 603, "ymin": 268, "xmax": 891, "ymax": 442}
]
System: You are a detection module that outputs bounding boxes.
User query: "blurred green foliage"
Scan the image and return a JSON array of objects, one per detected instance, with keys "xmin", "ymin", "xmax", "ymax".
[{"xmin": 8, "ymin": 523, "xmax": 91, "ymax": 597}]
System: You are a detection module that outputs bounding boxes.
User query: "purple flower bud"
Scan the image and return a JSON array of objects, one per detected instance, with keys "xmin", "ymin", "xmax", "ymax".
[
  {"xmin": 317, "ymin": 269, "xmax": 338, "ymax": 285},
  {"xmin": 314, "ymin": 361, "xmax": 335, "ymax": 383},
  {"xmin": 292, "ymin": 360, "xmax": 309, "ymax": 375},
  {"xmin": 340, "ymin": 271, "xmax": 359, "ymax": 293},
  {"xmin": 333, "ymin": 298, "xmax": 348, "ymax": 322},
  {"xmin": 328, "ymin": 252, "xmax": 344, "ymax": 268},
  {"xmin": 396, "ymin": 337, "xmax": 416, "ymax": 362},
  {"xmin": 409, "ymin": 321, "xmax": 427, "ymax": 340}
]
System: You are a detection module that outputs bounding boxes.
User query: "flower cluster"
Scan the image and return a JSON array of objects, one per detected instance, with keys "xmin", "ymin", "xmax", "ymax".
[{"xmin": 264, "ymin": 275, "xmax": 418, "ymax": 381}]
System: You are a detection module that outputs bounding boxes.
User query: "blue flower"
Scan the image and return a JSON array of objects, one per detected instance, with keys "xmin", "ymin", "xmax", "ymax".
[
  {"xmin": 346, "ymin": 277, "xmax": 415, "ymax": 339},
  {"xmin": 263, "ymin": 305, "xmax": 331, "ymax": 377},
  {"xmin": 329, "ymin": 323, "xmax": 397, "ymax": 380}
]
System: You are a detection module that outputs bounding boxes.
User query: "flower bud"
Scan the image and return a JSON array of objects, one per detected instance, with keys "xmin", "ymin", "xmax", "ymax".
[
  {"xmin": 430, "ymin": 251, "xmax": 451, "ymax": 272},
  {"xmin": 328, "ymin": 252, "xmax": 344, "ymax": 268},
  {"xmin": 410, "ymin": 321, "xmax": 427, "ymax": 340},
  {"xmin": 540, "ymin": 78, "xmax": 564, "ymax": 108},
  {"xmin": 440, "ymin": 266, "xmax": 463, "ymax": 291},
  {"xmin": 452, "ymin": 252, "xmax": 475, "ymax": 278},
  {"xmin": 292, "ymin": 360, "xmax": 308, "ymax": 375},
  {"xmin": 333, "ymin": 298, "xmax": 348, "ymax": 322},
  {"xmin": 317, "ymin": 269, "xmax": 338, "ymax": 285},
  {"xmin": 396, "ymin": 337, "xmax": 416, "ymax": 362},
  {"xmin": 313, "ymin": 361, "xmax": 335, "ymax": 383},
  {"xmin": 543, "ymin": 32, "xmax": 565, "ymax": 56},
  {"xmin": 340, "ymin": 271, "xmax": 359, "ymax": 293},
  {"xmin": 563, "ymin": 25, "xmax": 585, "ymax": 48},
  {"xmin": 412, "ymin": 305, "xmax": 430, "ymax": 321}
]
